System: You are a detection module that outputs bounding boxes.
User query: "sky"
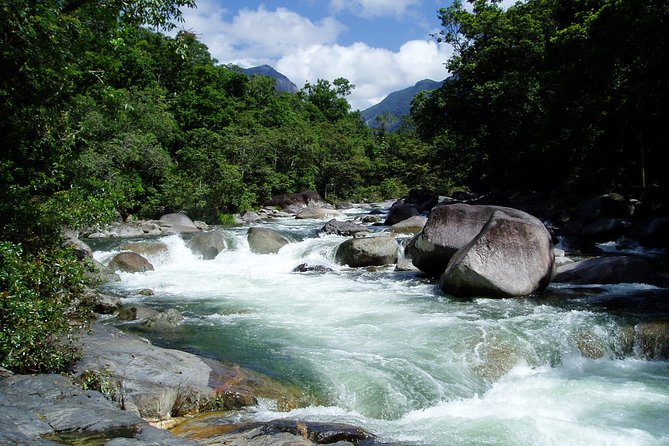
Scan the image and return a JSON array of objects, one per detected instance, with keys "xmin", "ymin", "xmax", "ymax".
[{"xmin": 176, "ymin": 0, "xmax": 458, "ymax": 110}]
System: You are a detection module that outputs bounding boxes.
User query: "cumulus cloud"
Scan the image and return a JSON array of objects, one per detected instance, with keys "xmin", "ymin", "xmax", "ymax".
[
  {"xmin": 178, "ymin": 0, "xmax": 453, "ymax": 110},
  {"xmin": 277, "ymin": 40, "xmax": 452, "ymax": 110},
  {"xmin": 180, "ymin": 1, "xmax": 344, "ymax": 66},
  {"xmin": 329, "ymin": 0, "xmax": 422, "ymax": 18}
]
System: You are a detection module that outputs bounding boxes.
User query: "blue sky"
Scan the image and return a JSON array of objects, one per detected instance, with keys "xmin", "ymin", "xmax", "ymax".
[{"xmin": 177, "ymin": 0, "xmax": 458, "ymax": 110}]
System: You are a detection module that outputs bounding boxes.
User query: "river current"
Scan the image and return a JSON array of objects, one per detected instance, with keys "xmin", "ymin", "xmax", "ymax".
[{"xmin": 92, "ymin": 207, "xmax": 669, "ymax": 446}]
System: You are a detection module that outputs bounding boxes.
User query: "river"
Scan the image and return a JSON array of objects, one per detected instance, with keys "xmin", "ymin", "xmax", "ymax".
[{"xmin": 91, "ymin": 207, "xmax": 669, "ymax": 446}]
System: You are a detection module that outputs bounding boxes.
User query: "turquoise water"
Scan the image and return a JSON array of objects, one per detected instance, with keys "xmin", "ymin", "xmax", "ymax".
[{"xmin": 93, "ymin": 212, "xmax": 669, "ymax": 446}]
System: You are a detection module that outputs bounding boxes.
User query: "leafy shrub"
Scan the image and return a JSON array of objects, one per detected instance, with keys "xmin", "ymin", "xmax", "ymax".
[{"xmin": 0, "ymin": 242, "xmax": 92, "ymax": 374}]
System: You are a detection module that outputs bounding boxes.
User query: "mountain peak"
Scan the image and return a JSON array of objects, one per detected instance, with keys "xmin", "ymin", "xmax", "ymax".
[
  {"xmin": 361, "ymin": 79, "xmax": 445, "ymax": 130},
  {"xmin": 243, "ymin": 65, "xmax": 299, "ymax": 94}
]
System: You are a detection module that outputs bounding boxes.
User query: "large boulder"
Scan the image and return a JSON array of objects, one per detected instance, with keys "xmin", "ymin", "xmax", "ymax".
[
  {"xmin": 390, "ymin": 215, "xmax": 428, "ymax": 235},
  {"xmin": 187, "ymin": 230, "xmax": 228, "ymax": 260},
  {"xmin": 247, "ymin": 227, "xmax": 290, "ymax": 254},
  {"xmin": 263, "ymin": 191, "xmax": 323, "ymax": 209},
  {"xmin": 439, "ymin": 211, "xmax": 554, "ymax": 297},
  {"xmin": 553, "ymin": 256, "xmax": 661, "ymax": 285},
  {"xmin": 384, "ymin": 202, "xmax": 419, "ymax": 225},
  {"xmin": 406, "ymin": 203, "xmax": 546, "ymax": 277},
  {"xmin": 159, "ymin": 212, "xmax": 200, "ymax": 234},
  {"xmin": 295, "ymin": 207, "xmax": 345, "ymax": 220},
  {"xmin": 321, "ymin": 219, "xmax": 368, "ymax": 236},
  {"xmin": 335, "ymin": 236, "xmax": 398, "ymax": 267},
  {"xmin": 107, "ymin": 252, "xmax": 154, "ymax": 273}
]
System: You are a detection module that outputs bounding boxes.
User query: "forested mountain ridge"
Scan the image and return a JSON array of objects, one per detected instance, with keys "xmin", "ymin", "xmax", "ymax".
[
  {"xmin": 362, "ymin": 79, "xmax": 444, "ymax": 130},
  {"xmin": 243, "ymin": 65, "xmax": 299, "ymax": 93}
]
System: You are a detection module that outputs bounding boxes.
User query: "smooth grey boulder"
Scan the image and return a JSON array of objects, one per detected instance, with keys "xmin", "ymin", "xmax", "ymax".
[
  {"xmin": 143, "ymin": 308, "xmax": 184, "ymax": 329},
  {"xmin": 247, "ymin": 227, "xmax": 290, "ymax": 254},
  {"xmin": 553, "ymin": 256, "xmax": 660, "ymax": 285},
  {"xmin": 295, "ymin": 206, "xmax": 345, "ymax": 220},
  {"xmin": 107, "ymin": 251, "xmax": 154, "ymax": 273},
  {"xmin": 159, "ymin": 212, "xmax": 196, "ymax": 228},
  {"xmin": 187, "ymin": 230, "xmax": 228, "ymax": 259},
  {"xmin": 335, "ymin": 236, "xmax": 399, "ymax": 267},
  {"xmin": 321, "ymin": 218, "xmax": 368, "ymax": 236},
  {"xmin": 390, "ymin": 215, "xmax": 428, "ymax": 235},
  {"xmin": 439, "ymin": 211, "xmax": 554, "ymax": 297},
  {"xmin": 407, "ymin": 203, "xmax": 546, "ymax": 277},
  {"xmin": 159, "ymin": 213, "xmax": 201, "ymax": 234}
]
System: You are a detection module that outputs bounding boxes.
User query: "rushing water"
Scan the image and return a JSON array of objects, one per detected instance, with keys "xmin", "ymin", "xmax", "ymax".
[{"xmin": 92, "ymin": 209, "xmax": 669, "ymax": 446}]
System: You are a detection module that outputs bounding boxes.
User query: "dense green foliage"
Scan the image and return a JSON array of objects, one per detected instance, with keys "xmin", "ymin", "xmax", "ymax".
[
  {"xmin": 0, "ymin": 0, "xmax": 436, "ymax": 372},
  {"xmin": 413, "ymin": 0, "xmax": 668, "ymax": 194}
]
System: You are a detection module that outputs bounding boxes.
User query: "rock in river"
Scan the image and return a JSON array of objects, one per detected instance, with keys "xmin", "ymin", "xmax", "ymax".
[
  {"xmin": 407, "ymin": 203, "xmax": 547, "ymax": 278},
  {"xmin": 335, "ymin": 236, "xmax": 399, "ymax": 267},
  {"xmin": 439, "ymin": 210, "xmax": 554, "ymax": 297}
]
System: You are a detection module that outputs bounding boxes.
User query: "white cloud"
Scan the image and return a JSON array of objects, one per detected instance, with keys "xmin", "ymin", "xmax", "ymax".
[
  {"xmin": 178, "ymin": 0, "xmax": 453, "ymax": 110},
  {"xmin": 180, "ymin": 1, "xmax": 344, "ymax": 66},
  {"xmin": 329, "ymin": 0, "xmax": 422, "ymax": 18},
  {"xmin": 277, "ymin": 40, "xmax": 452, "ymax": 110}
]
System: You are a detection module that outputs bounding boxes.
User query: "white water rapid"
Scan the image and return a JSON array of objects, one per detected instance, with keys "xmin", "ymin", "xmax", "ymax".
[{"xmin": 92, "ymin": 210, "xmax": 669, "ymax": 446}]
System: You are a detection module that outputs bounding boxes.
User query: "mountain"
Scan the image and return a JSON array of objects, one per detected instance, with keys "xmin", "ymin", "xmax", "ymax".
[
  {"xmin": 361, "ymin": 79, "xmax": 444, "ymax": 130},
  {"xmin": 243, "ymin": 65, "xmax": 299, "ymax": 93}
]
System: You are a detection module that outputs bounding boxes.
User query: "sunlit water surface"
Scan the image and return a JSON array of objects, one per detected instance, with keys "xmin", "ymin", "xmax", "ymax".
[{"xmin": 92, "ymin": 211, "xmax": 669, "ymax": 446}]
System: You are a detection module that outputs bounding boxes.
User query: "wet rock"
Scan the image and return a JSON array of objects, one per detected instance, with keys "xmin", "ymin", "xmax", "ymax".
[
  {"xmin": 117, "ymin": 305, "xmax": 160, "ymax": 322},
  {"xmin": 321, "ymin": 218, "xmax": 368, "ymax": 236},
  {"xmin": 384, "ymin": 202, "xmax": 419, "ymax": 226},
  {"xmin": 187, "ymin": 231, "xmax": 228, "ymax": 260},
  {"xmin": 335, "ymin": 236, "xmax": 399, "ymax": 267},
  {"xmin": 0, "ymin": 374, "xmax": 196, "ymax": 446},
  {"xmin": 107, "ymin": 252, "xmax": 155, "ymax": 273},
  {"xmin": 74, "ymin": 323, "xmax": 308, "ymax": 420},
  {"xmin": 93, "ymin": 291, "xmax": 123, "ymax": 314},
  {"xmin": 143, "ymin": 308, "xmax": 184, "ymax": 329},
  {"xmin": 247, "ymin": 227, "xmax": 290, "ymax": 254},
  {"xmin": 182, "ymin": 419, "xmax": 376, "ymax": 446},
  {"xmin": 439, "ymin": 211, "xmax": 554, "ymax": 297},
  {"xmin": 553, "ymin": 256, "xmax": 660, "ymax": 285},
  {"xmin": 292, "ymin": 263, "xmax": 334, "ymax": 273},
  {"xmin": 390, "ymin": 215, "xmax": 427, "ymax": 235},
  {"xmin": 636, "ymin": 319, "xmax": 669, "ymax": 360},
  {"xmin": 296, "ymin": 206, "xmax": 345, "ymax": 220},
  {"xmin": 406, "ymin": 203, "xmax": 546, "ymax": 278}
]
